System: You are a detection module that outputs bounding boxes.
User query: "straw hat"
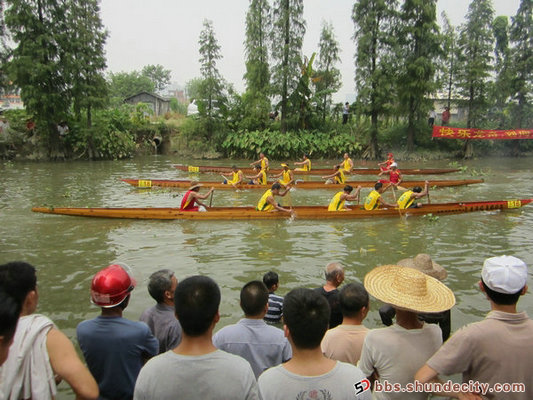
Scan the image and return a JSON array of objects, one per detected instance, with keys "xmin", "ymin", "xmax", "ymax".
[
  {"xmin": 188, "ymin": 181, "xmax": 203, "ymax": 191},
  {"xmin": 364, "ymin": 265, "xmax": 455, "ymax": 313},
  {"xmin": 397, "ymin": 254, "xmax": 447, "ymax": 281}
]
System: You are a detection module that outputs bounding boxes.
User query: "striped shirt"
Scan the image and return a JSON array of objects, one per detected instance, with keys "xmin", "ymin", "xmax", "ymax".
[{"xmin": 264, "ymin": 293, "xmax": 284, "ymax": 324}]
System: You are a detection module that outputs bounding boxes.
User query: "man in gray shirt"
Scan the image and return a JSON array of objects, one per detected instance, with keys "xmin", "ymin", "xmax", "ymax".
[
  {"xmin": 213, "ymin": 280, "xmax": 292, "ymax": 377},
  {"xmin": 134, "ymin": 276, "xmax": 259, "ymax": 400},
  {"xmin": 140, "ymin": 269, "xmax": 182, "ymax": 353},
  {"xmin": 258, "ymin": 288, "xmax": 371, "ymax": 400}
]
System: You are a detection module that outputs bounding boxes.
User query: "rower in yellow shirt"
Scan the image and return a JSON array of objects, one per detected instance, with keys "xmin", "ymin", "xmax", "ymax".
[
  {"xmin": 322, "ymin": 165, "xmax": 346, "ymax": 184},
  {"xmin": 272, "ymin": 163, "xmax": 294, "ymax": 188},
  {"xmin": 246, "ymin": 165, "xmax": 268, "ymax": 185},
  {"xmin": 364, "ymin": 182, "xmax": 396, "ymax": 210},
  {"xmin": 256, "ymin": 183, "xmax": 293, "ymax": 214},
  {"xmin": 328, "ymin": 185, "xmax": 362, "ymax": 211},
  {"xmin": 221, "ymin": 165, "xmax": 244, "ymax": 187},
  {"xmin": 250, "ymin": 152, "xmax": 269, "ymax": 171},
  {"xmin": 294, "ymin": 154, "xmax": 312, "ymax": 171},
  {"xmin": 397, "ymin": 181, "xmax": 429, "ymax": 209},
  {"xmin": 335, "ymin": 153, "xmax": 354, "ymax": 174}
]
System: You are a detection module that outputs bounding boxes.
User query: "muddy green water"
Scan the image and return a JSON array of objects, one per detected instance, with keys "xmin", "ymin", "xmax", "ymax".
[{"xmin": 1, "ymin": 156, "xmax": 532, "ymax": 397}]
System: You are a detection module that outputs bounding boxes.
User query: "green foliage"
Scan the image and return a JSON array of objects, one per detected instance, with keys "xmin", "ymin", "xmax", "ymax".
[
  {"xmin": 352, "ymin": 0, "xmax": 398, "ymax": 158},
  {"xmin": 198, "ymin": 19, "xmax": 225, "ymax": 123},
  {"xmin": 185, "ymin": 78, "xmax": 203, "ymax": 101},
  {"xmin": 244, "ymin": 0, "xmax": 271, "ymax": 96},
  {"xmin": 509, "ymin": 0, "xmax": 533, "ymax": 130},
  {"xmin": 315, "ymin": 22, "xmax": 341, "ymax": 123},
  {"xmin": 65, "ymin": 0, "xmax": 108, "ymax": 125},
  {"xmin": 222, "ymin": 130, "xmax": 362, "ymax": 159},
  {"xmin": 5, "ymin": 0, "xmax": 72, "ymax": 144},
  {"xmin": 169, "ymin": 98, "xmax": 187, "ymax": 115},
  {"xmin": 142, "ymin": 64, "xmax": 172, "ymax": 93},
  {"xmin": 108, "ymin": 71, "xmax": 155, "ymax": 104},
  {"xmin": 456, "ymin": 0, "xmax": 494, "ymax": 129},
  {"xmin": 397, "ymin": 0, "xmax": 441, "ymax": 151},
  {"xmin": 271, "ymin": 0, "xmax": 306, "ymax": 132}
]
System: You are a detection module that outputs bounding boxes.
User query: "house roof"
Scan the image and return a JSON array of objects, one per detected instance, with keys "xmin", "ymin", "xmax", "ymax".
[{"xmin": 123, "ymin": 91, "xmax": 170, "ymax": 103}]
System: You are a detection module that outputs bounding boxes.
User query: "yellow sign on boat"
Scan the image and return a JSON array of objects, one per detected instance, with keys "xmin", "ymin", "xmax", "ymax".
[
  {"xmin": 138, "ymin": 180, "xmax": 152, "ymax": 188},
  {"xmin": 507, "ymin": 200, "xmax": 521, "ymax": 209},
  {"xmin": 188, "ymin": 166, "xmax": 200, "ymax": 172}
]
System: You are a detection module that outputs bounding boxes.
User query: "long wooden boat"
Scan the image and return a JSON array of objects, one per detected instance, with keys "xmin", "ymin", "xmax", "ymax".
[
  {"xmin": 31, "ymin": 199, "xmax": 532, "ymax": 221},
  {"xmin": 173, "ymin": 164, "xmax": 460, "ymax": 176},
  {"xmin": 122, "ymin": 178, "xmax": 483, "ymax": 190}
]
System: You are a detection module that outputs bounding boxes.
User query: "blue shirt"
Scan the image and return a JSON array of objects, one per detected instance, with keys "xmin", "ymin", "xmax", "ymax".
[
  {"xmin": 140, "ymin": 303, "xmax": 182, "ymax": 353},
  {"xmin": 213, "ymin": 318, "xmax": 292, "ymax": 378},
  {"xmin": 77, "ymin": 316, "xmax": 159, "ymax": 400}
]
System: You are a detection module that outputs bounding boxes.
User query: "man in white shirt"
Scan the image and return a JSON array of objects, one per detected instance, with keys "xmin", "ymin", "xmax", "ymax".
[{"xmin": 358, "ymin": 264, "xmax": 455, "ymax": 400}]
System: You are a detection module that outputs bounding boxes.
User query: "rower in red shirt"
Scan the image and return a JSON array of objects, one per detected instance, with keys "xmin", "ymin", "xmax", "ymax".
[
  {"xmin": 180, "ymin": 181, "xmax": 214, "ymax": 212},
  {"xmin": 379, "ymin": 163, "xmax": 404, "ymax": 192},
  {"xmin": 378, "ymin": 152, "xmax": 395, "ymax": 172}
]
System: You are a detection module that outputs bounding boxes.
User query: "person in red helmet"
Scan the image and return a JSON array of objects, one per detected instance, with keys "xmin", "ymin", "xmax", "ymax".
[{"xmin": 77, "ymin": 263, "xmax": 159, "ymax": 400}]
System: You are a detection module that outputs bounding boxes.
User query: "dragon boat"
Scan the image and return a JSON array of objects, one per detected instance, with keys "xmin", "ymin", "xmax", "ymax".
[{"xmin": 32, "ymin": 199, "xmax": 531, "ymax": 221}]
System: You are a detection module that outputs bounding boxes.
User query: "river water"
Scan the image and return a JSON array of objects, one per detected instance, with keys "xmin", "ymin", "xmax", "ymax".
[{"xmin": 1, "ymin": 155, "xmax": 532, "ymax": 397}]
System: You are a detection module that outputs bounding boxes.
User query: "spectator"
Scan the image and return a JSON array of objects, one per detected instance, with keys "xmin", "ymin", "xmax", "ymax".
[
  {"xmin": 0, "ymin": 262, "xmax": 98, "ymax": 400},
  {"xmin": 314, "ymin": 262, "xmax": 345, "ymax": 329},
  {"xmin": 379, "ymin": 254, "xmax": 451, "ymax": 341},
  {"xmin": 213, "ymin": 280, "xmax": 292, "ymax": 378},
  {"xmin": 321, "ymin": 282, "xmax": 369, "ymax": 365},
  {"xmin": 140, "ymin": 269, "xmax": 182, "ymax": 353},
  {"xmin": 77, "ymin": 263, "xmax": 158, "ymax": 400},
  {"xmin": 342, "ymin": 102, "xmax": 349, "ymax": 124},
  {"xmin": 0, "ymin": 287, "xmax": 21, "ymax": 365},
  {"xmin": 258, "ymin": 288, "xmax": 371, "ymax": 400},
  {"xmin": 263, "ymin": 271, "xmax": 284, "ymax": 324},
  {"xmin": 134, "ymin": 276, "xmax": 259, "ymax": 399},
  {"xmin": 358, "ymin": 264, "xmax": 455, "ymax": 400},
  {"xmin": 416, "ymin": 255, "xmax": 533, "ymax": 399},
  {"xmin": 441, "ymin": 107, "xmax": 450, "ymax": 125},
  {"xmin": 428, "ymin": 109, "xmax": 436, "ymax": 127}
]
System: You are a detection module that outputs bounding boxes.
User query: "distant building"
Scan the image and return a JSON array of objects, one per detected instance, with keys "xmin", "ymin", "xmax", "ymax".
[
  {"xmin": 124, "ymin": 92, "xmax": 170, "ymax": 116},
  {"xmin": 0, "ymin": 93, "xmax": 24, "ymax": 111}
]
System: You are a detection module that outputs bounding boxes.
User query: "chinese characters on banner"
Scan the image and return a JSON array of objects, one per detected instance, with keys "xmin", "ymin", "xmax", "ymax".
[{"xmin": 432, "ymin": 126, "xmax": 533, "ymax": 140}]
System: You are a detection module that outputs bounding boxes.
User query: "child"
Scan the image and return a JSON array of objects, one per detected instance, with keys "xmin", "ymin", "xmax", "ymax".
[{"xmin": 263, "ymin": 271, "xmax": 283, "ymax": 324}]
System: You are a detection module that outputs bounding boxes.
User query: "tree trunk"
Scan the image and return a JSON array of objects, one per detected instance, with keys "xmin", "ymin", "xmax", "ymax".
[
  {"xmin": 369, "ymin": 112, "xmax": 379, "ymax": 160},
  {"xmin": 406, "ymin": 97, "xmax": 415, "ymax": 152}
]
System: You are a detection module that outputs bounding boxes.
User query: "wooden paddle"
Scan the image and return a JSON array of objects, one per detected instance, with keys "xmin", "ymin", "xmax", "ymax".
[
  {"xmin": 209, "ymin": 190, "xmax": 214, "ymax": 207},
  {"xmin": 390, "ymin": 185, "xmax": 404, "ymax": 219}
]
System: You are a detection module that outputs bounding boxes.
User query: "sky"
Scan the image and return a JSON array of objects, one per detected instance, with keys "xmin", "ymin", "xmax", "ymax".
[{"xmin": 99, "ymin": 0, "xmax": 521, "ymax": 102}]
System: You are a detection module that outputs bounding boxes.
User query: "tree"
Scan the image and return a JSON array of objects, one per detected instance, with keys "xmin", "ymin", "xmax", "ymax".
[
  {"xmin": 271, "ymin": 0, "xmax": 306, "ymax": 132},
  {"xmin": 65, "ymin": 0, "xmax": 108, "ymax": 128},
  {"xmin": 185, "ymin": 77, "xmax": 203, "ymax": 101},
  {"xmin": 5, "ymin": 0, "xmax": 72, "ymax": 158},
  {"xmin": 315, "ymin": 21, "xmax": 341, "ymax": 123},
  {"xmin": 509, "ymin": 0, "xmax": 532, "ymax": 131},
  {"xmin": 490, "ymin": 15, "xmax": 513, "ymax": 127},
  {"xmin": 439, "ymin": 12, "xmax": 459, "ymax": 110},
  {"xmin": 456, "ymin": 0, "xmax": 494, "ymax": 158},
  {"xmin": 198, "ymin": 19, "xmax": 224, "ymax": 120},
  {"xmin": 142, "ymin": 64, "xmax": 172, "ymax": 93},
  {"xmin": 244, "ymin": 0, "xmax": 271, "ymax": 95},
  {"xmin": 352, "ymin": 0, "xmax": 398, "ymax": 159},
  {"xmin": 0, "ymin": 0, "xmax": 11, "ymax": 94},
  {"xmin": 243, "ymin": 0, "xmax": 271, "ymax": 130},
  {"xmin": 108, "ymin": 71, "xmax": 155, "ymax": 101},
  {"xmin": 397, "ymin": 0, "xmax": 441, "ymax": 151}
]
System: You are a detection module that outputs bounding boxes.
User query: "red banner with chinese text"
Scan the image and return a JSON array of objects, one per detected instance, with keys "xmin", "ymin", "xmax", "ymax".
[{"xmin": 432, "ymin": 126, "xmax": 533, "ymax": 140}]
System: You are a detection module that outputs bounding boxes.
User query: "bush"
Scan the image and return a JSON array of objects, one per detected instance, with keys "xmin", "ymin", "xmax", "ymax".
[{"xmin": 222, "ymin": 130, "xmax": 363, "ymax": 159}]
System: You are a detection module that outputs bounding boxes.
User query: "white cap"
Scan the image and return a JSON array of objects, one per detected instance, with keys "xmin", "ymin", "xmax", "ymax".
[
  {"xmin": 481, "ymin": 255, "xmax": 528, "ymax": 294},
  {"xmin": 390, "ymin": 162, "xmax": 398, "ymax": 168}
]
